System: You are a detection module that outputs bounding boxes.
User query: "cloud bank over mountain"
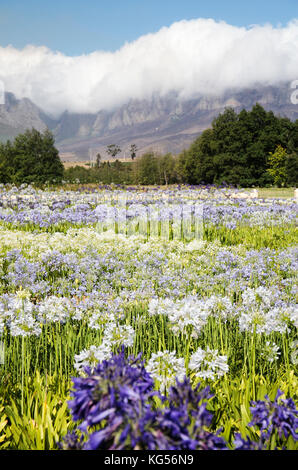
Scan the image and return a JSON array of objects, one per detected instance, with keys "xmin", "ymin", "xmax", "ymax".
[{"xmin": 0, "ymin": 18, "xmax": 297, "ymax": 117}]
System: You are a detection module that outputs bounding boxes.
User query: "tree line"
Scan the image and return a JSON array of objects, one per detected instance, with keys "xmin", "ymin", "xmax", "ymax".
[{"xmin": 0, "ymin": 103, "xmax": 297, "ymax": 187}]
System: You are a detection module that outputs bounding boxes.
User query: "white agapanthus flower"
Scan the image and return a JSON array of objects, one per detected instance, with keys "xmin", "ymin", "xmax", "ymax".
[
  {"xmin": 188, "ymin": 346, "xmax": 229, "ymax": 380},
  {"xmin": 260, "ymin": 341, "xmax": 281, "ymax": 363},
  {"xmin": 148, "ymin": 294, "xmax": 235, "ymax": 338},
  {"xmin": 288, "ymin": 306, "xmax": 298, "ymax": 329},
  {"xmin": 38, "ymin": 295, "xmax": 73, "ymax": 323},
  {"xmin": 103, "ymin": 322, "xmax": 135, "ymax": 348},
  {"xmin": 10, "ymin": 313, "xmax": 42, "ymax": 337},
  {"xmin": 74, "ymin": 343, "xmax": 112, "ymax": 373},
  {"xmin": 167, "ymin": 296, "xmax": 210, "ymax": 337},
  {"xmin": 238, "ymin": 286, "xmax": 295, "ymax": 334},
  {"xmin": 0, "ymin": 291, "xmax": 41, "ymax": 337},
  {"xmin": 0, "ymin": 317, "xmax": 4, "ymax": 336},
  {"xmin": 146, "ymin": 350, "xmax": 186, "ymax": 393},
  {"xmin": 238, "ymin": 307, "xmax": 291, "ymax": 335},
  {"xmin": 148, "ymin": 296, "xmax": 210, "ymax": 337},
  {"xmin": 148, "ymin": 297, "xmax": 175, "ymax": 317},
  {"xmin": 205, "ymin": 295, "xmax": 235, "ymax": 320}
]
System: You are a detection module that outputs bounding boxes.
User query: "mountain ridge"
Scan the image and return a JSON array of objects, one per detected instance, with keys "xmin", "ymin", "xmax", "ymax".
[{"xmin": 0, "ymin": 83, "xmax": 297, "ymax": 160}]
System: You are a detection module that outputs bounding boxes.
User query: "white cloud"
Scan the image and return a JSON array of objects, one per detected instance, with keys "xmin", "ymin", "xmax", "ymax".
[{"xmin": 0, "ymin": 18, "xmax": 297, "ymax": 116}]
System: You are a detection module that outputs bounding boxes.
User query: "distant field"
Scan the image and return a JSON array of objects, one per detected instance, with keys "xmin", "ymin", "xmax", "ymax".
[
  {"xmin": 255, "ymin": 187, "xmax": 296, "ymax": 198},
  {"xmin": 63, "ymin": 158, "xmax": 132, "ymax": 168},
  {"xmin": 62, "ymin": 160, "xmax": 91, "ymax": 169}
]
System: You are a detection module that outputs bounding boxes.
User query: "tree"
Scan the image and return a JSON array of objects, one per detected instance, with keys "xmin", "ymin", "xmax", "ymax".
[
  {"xmin": 0, "ymin": 140, "xmax": 13, "ymax": 183},
  {"xmin": 267, "ymin": 145, "xmax": 288, "ymax": 187},
  {"xmin": 0, "ymin": 128, "xmax": 64, "ymax": 184},
  {"xmin": 285, "ymin": 153, "xmax": 298, "ymax": 186},
  {"xmin": 137, "ymin": 152, "xmax": 159, "ymax": 185},
  {"xmin": 106, "ymin": 144, "xmax": 121, "ymax": 159},
  {"xmin": 95, "ymin": 153, "xmax": 101, "ymax": 168},
  {"xmin": 179, "ymin": 104, "xmax": 297, "ymax": 187},
  {"xmin": 158, "ymin": 153, "xmax": 177, "ymax": 185},
  {"xmin": 130, "ymin": 144, "xmax": 138, "ymax": 160}
]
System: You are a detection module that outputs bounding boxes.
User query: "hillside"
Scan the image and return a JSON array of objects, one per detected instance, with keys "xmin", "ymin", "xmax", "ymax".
[{"xmin": 0, "ymin": 82, "xmax": 297, "ymax": 160}]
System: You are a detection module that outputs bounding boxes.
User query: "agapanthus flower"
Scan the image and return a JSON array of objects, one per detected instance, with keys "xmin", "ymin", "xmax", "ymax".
[
  {"xmin": 233, "ymin": 433, "xmax": 266, "ymax": 450},
  {"xmin": 103, "ymin": 322, "xmax": 135, "ymax": 348},
  {"xmin": 37, "ymin": 295, "xmax": 73, "ymax": 324},
  {"xmin": 0, "ymin": 292, "xmax": 41, "ymax": 337},
  {"xmin": 188, "ymin": 346, "xmax": 229, "ymax": 380},
  {"xmin": 249, "ymin": 389, "xmax": 298, "ymax": 442},
  {"xmin": 290, "ymin": 340, "xmax": 298, "ymax": 366},
  {"xmin": 67, "ymin": 349, "xmax": 155, "ymax": 433},
  {"xmin": 74, "ymin": 343, "xmax": 112, "ymax": 373},
  {"xmin": 146, "ymin": 350, "xmax": 186, "ymax": 393},
  {"xmin": 9, "ymin": 313, "xmax": 42, "ymax": 337},
  {"xmin": 63, "ymin": 350, "xmax": 227, "ymax": 450},
  {"xmin": 148, "ymin": 296, "xmax": 210, "ymax": 337},
  {"xmin": 260, "ymin": 341, "xmax": 281, "ymax": 363},
  {"xmin": 238, "ymin": 286, "xmax": 294, "ymax": 335}
]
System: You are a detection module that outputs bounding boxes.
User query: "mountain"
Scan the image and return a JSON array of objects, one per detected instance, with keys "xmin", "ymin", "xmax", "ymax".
[
  {"xmin": 0, "ymin": 83, "xmax": 297, "ymax": 160},
  {"xmin": 0, "ymin": 92, "xmax": 49, "ymax": 142}
]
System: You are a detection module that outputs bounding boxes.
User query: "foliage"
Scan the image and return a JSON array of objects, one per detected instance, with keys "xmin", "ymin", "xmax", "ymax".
[
  {"xmin": 0, "ymin": 373, "xmax": 72, "ymax": 450},
  {"xmin": 64, "ymin": 160, "xmax": 134, "ymax": 185},
  {"xmin": 285, "ymin": 153, "xmax": 298, "ymax": 186},
  {"xmin": 0, "ymin": 129, "xmax": 63, "ymax": 184},
  {"xmin": 134, "ymin": 152, "xmax": 179, "ymax": 185},
  {"xmin": 106, "ymin": 144, "xmax": 121, "ymax": 159},
  {"xmin": 267, "ymin": 145, "xmax": 288, "ymax": 187},
  {"xmin": 179, "ymin": 104, "xmax": 298, "ymax": 187},
  {"xmin": 0, "ymin": 129, "xmax": 64, "ymax": 184}
]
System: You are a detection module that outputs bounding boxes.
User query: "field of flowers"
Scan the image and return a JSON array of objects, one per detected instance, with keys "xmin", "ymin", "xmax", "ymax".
[{"xmin": 0, "ymin": 183, "xmax": 297, "ymax": 450}]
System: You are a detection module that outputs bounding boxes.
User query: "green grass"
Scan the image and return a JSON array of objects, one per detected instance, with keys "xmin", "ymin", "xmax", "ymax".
[{"xmin": 255, "ymin": 187, "xmax": 296, "ymax": 198}]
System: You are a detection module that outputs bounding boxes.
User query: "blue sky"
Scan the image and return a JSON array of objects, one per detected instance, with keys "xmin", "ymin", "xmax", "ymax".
[{"xmin": 1, "ymin": 0, "xmax": 298, "ymax": 55}]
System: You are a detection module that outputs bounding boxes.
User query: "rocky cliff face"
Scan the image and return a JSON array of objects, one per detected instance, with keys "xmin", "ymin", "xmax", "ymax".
[
  {"xmin": 0, "ymin": 92, "xmax": 48, "ymax": 142},
  {"xmin": 0, "ymin": 83, "xmax": 297, "ymax": 159}
]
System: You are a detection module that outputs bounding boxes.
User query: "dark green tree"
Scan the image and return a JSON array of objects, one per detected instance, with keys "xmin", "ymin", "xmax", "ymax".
[
  {"xmin": 130, "ymin": 144, "xmax": 138, "ymax": 160},
  {"xmin": 95, "ymin": 153, "xmax": 101, "ymax": 168},
  {"xmin": 0, "ymin": 128, "xmax": 64, "ymax": 184},
  {"xmin": 179, "ymin": 104, "xmax": 297, "ymax": 187},
  {"xmin": 0, "ymin": 140, "xmax": 13, "ymax": 183},
  {"xmin": 137, "ymin": 152, "xmax": 159, "ymax": 185},
  {"xmin": 285, "ymin": 153, "xmax": 298, "ymax": 186},
  {"xmin": 106, "ymin": 144, "xmax": 121, "ymax": 159}
]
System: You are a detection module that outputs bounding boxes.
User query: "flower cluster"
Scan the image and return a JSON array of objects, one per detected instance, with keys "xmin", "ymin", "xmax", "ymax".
[
  {"xmin": 62, "ymin": 350, "xmax": 227, "ymax": 450},
  {"xmin": 74, "ymin": 323, "xmax": 135, "ymax": 373},
  {"xmin": 249, "ymin": 390, "xmax": 298, "ymax": 442},
  {"xmin": 235, "ymin": 390, "xmax": 298, "ymax": 449},
  {"xmin": 61, "ymin": 351, "xmax": 298, "ymax": 451},
  {"xmin": 188, "ymin": 347, "xmax": 229, "ymax": 380},
  {"xmin": 0, "ymin": 184, "xmax": 296, "ymax": 233}
]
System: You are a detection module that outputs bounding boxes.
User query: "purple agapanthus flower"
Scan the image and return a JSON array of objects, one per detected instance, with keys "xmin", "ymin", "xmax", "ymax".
[
  {"xmin": 233, "ymin": 433, "xmax": 266, "ymax": 450},
  {"xmin": 62, "ymin": 349, "xmax": 228, "ymax": 450},
  {"xmin": 249, "ymin": 389, "xmax": 298, "ymax": 442}
]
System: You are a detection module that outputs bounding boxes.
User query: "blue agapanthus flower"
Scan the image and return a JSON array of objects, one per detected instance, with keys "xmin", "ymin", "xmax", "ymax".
[
  {"xmin": 61, "ymin": 349, "xmax": 227, "ymax": 450},
  {"xmin": 249, "ymin": 389, "xmax": 298, "ymax": 442},
  {"xmin": 61, "ymin": 351, "xmax": 298, "ymax": 451}
]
